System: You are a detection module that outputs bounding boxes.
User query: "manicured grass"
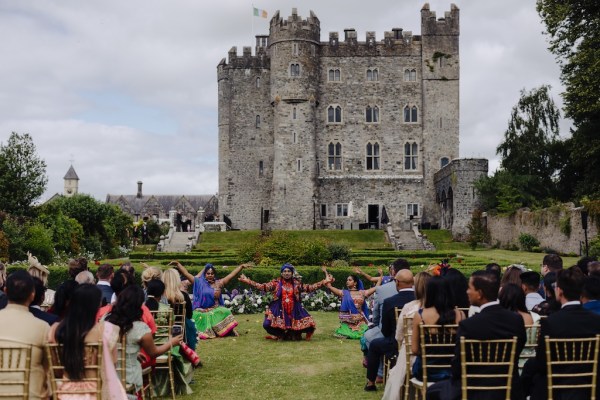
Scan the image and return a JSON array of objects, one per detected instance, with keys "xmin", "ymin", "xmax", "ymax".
[{"xmin": 182, "ymin": 311, "xmax": 380, "ymax": 400}]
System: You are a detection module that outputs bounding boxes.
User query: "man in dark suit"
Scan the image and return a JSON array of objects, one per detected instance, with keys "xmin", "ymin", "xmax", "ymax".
[
  {"xmin": 364, "ymin": 269, "xmax": 415, "ymax": 391},
  {"xmin": 427, "ymin": 270, "xmax": 527, "ymax": 400},
  {"xmin": 522, "ymin": 266, "xmax": 600, "ymax": 400},
  {"xmin": 29, "ymin": 277, "xmax": 59, "ymax": 325},
  {"xmin": 96, "ymin": 263, "xmax": 114, "ymax": 306}
]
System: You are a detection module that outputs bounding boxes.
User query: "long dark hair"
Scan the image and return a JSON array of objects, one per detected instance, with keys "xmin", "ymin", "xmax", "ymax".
[
  {"xmin": 107, "ymin": 285, "xmax": 145, "ymax": 339},
  {"xmin": 498, "ymin": 283, "xmax": 528, "ymax": 313},
  {"xmin": 423, "ymin": 276, "xmax": 455, "ymax": 325},
  {"xmin": 52, "ymin": 280, "xmax": 79, "ymax": 317},
  {"xmin": 443, "ymin": 268, "xmax": 470, "ymax": 309},
  {"xmin": 55, "ymin": 284, "xmax": 102, "ymax": 380}
]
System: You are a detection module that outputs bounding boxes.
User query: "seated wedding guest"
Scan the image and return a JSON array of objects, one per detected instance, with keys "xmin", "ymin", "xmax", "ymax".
[
  {"xmin": 485, "ymin": 263, "xmax": 502, "ymax": 280},
  {"xmin": 411, "ymin": 277, "xmax": 465, "ymax": 382},
  {"xmin": 49, "ymin": 279, "xmax": 79, "ymax": 319},
  {"xmin": 531, "ymin": 272, "xmax": 561, "ymax": 316},
  {"xmin": 582, "ymin": 275, "xmax": 600, "ymax": 314},
  {"xmin": 0, "ymin": 262, "xmax": 6, "ymax": 310},
  {"xmin": 501, "ymin": 264, "xmax": 525, "ymax": 288},
  {"xmin": 364, "ymin": 269, "xmax": 415, "ymax": 391},
  {"xmin": 588, "ymin": 261, "xmax": 600, "ymax": 277},
  {"xmin": 382, "ymin": 271, "xmax": 432, "ymax": 400},
  {"xmin": 106, "ymin": 285, "xmax": 182, "ymax": 398},
  {"xmin": 68, "ymin": 257, "xmax": 88, "ymax": 280},
  {"xmin": 75, "ymin": 270, "xmax": 95, "ymax": 284},
  {"xmin": 426, "ymin": 270, "xmax": 526, "ymax": 400},
  {"xmin": 498, "ymin": 283, "xmax": 537, "ymax": 325},
  {"xmin": 27, "ymin": 252, "xmax": 55, "ymax": 309},
  {"xmin": 443, "ymin": 269, "xmax": 470, "ymax": 309},
  {"xmin": 324, "ymin": 269, "xmax": 381, "ymax": 339},
  {"xmin": 29, "ymin": 277, "xmax": 59, "ymax": 325},
  {"xmin": 162, "ymin": 268, "xmax": 198, "ymax": 349},
  {"xmin": 144, "ymin": 279, "xmax": 168, "ymax": 312},
  {"xmin": 96, "ymin": 264, "xmax": 114, "ymax": 306},
  {"xmin": 47, "ymin": 284, "xmax": 125, "ymax": 399},
  {"xmin": 522, "ymin": 267, "xmax": 600, "ymax": 399},
  {"xmin": 0, "ymin": 270, "xmax": 50, "ymax": 399},
  {"xmin": 576, "ymin": 256, "xmax": 596, "ymax": 276},
  {"xmin": 141, "ymin": 265, "xmax": 163, "ymax": 295},
  {"xmin": 520, "ymin": 271, "xmax": 544, "ymax": 311}
]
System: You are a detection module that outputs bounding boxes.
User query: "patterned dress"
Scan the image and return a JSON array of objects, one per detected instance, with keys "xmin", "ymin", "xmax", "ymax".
[{"xmin": 335, "ymin": 289, "xmax": 369, "ymax": 339}]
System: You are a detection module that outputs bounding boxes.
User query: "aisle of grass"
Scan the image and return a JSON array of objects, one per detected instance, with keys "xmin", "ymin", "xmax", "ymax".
[{"xmin": 181, "ymin": 311, "xmax": 380, "ymax": 400}]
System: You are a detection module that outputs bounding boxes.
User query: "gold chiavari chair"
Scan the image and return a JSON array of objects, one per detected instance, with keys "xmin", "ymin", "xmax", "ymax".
[
  {"xmin": 382, "ymin": 307, "xmax": 403, "ymax": 385},
  {"xmin": 0, "ymin": 343, "xmax": 32, "ymax": 400},
  {"xmin": 410, "ymin": 324, "xmax": 458, "ymax": 400},
  {"xmin": 402, "ymin": 316, "xmax": 414, "ymax": 400},
  {"xmin": 150, "ymin": 309, "xmax": 175, "ymax": 400},
  {"xmin": 545, "ymin": 335, "xmax": 600, "ymax": 400},
  {"xmin": 171, "ymin": 301, "xmax": 187, "ymax": 343},
  {"xmin": 518, "ymin": 324, "xmax": 539, "ymax": 372},
  {"xmin": 46, "ymin": 343, "xmax": 102, "ymax": 400},
  {"xmin": 460, "ymin": 337, "xmax": 518, "ymax": 400},
  {"xmin": 116, "ymin": 334, "xmax": 153, "ymax": 400}
]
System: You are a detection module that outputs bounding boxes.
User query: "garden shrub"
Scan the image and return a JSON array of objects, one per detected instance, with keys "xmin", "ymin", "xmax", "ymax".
[
  {"xmin": 559, "ymin": 214, "xmax": 572, "ymax": 237},
  {"xmin": 327, "ymin": 242, "xmax": 350, "ymax": 261},
  {"xmin": 518, "ymin": 233, "xmax": 540, "ymax": 252},
  {"xmin": 330, "ymin": 259, "xmax": 349, "ymax": 267}
]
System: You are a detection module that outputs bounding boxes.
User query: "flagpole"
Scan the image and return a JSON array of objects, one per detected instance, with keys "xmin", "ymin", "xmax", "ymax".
[{"xmin": 251, "ymin": 4, "xmax": 254, "ymax": 38}]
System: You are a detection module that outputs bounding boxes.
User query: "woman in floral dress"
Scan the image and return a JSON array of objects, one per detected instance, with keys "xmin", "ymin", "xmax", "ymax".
[
  {"xmin": 238, "ymin": 263, "xmax": 332, "ymax": 341},
  {"xmin": 324, "ymin": 268, "xmax": 381, "ymax": 339}
]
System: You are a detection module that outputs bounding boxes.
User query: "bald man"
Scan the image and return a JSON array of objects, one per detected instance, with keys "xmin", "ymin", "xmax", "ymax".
[{"xmin": 365, "ymin": 269, "xmax": 415, "ymax": 391}]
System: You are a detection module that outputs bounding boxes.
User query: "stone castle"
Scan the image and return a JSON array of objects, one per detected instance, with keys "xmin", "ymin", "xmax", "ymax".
[{"xmin": 218, "ymin": 4, "xmax": 486, "ymax": 236}]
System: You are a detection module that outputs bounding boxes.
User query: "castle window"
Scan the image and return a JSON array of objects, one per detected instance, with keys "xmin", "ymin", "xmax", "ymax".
[
  {"xmin": 292, "ymin": 107, "xmax": 297, "ymax": 120},
  {"xmin": 365, "ymin": 105, "xmax": 379, "ymax": 123},
  {"xmin": 440, "ymin": 157, "xmax": 449, "ymax": 168},
  {"xmin": 404, "ymin": 142, "xmax": 418, "ymax": 170},
  {"xmin": 336, "ymin": 203, "xmax": 348, "ymax": 217},
  {"xmin": 290, "ymin": 63, "xmax": 300, "ymax": 77},
  {"xmin": 327, "ymin": 105, "xmax": 342, "ymax": 123},
  {"xmin": 407, "ymin": 203, "xmax": 419, "ymax": 218},
  {"xmin": 328, "ymin": 142, "xmax": 342, "ymax": 170},
  {"xmin": 366, "ymin": 68, "xmax": 379, "ymax": 81},
  {"xmin": 259, "ymin": 160, "xmax": 264, "ymax": 177},
  {"xmin": 328, "ymin": 68, "xmax": 341, "ymax": 82},
  {"xmin": 404, "ymin": 69, "xmax": 417, "ymax": 81},
  {"xmin": 293, "ymin": 132, "xmax": 297, "ymax": 143},
  {"xmin": 311, "ymin": 44, "xmax": 316, "ymax": 56},
  {"xmin": 292, "ymin": 43, "xmax": 299, "ymax": 56},
  {"xmin": 297, "ymin": 159, "xmax": 302, "ymax": 172},
  {"xmin": 255, "ymin": 115, "xmax": 261, "ymax": 128},
  {"xmin": 404, "ymin": 105, "xmax": 418, "ymax": 123},
  {"xmin": 256, "ymin": 77, "xmax": 261, "ymax": 88},
  {"xmin": 320, "ymin": 204, "xmax": 327, "ymax": 217},
  {"xmin": 366, "ymin": 142, "xmax": 380, "ymax": 170}
]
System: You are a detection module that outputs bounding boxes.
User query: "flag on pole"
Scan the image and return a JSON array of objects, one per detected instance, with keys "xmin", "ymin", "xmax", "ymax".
[{"xmin": 253, "ymin": 7, "xmax": 268, "ymax": 18}]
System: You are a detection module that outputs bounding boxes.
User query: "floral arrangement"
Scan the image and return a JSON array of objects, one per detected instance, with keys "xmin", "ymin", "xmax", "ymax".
[
  {"xmin": 222, "ymin": 288, "xmax": 341, "ymax": 315},
  {"xmin": 428, "ymin": 259, "xmax": 452, "ymax": 276}
]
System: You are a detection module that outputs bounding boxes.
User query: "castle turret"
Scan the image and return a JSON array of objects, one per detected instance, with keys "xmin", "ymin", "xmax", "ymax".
[
  {"xmin": 63, "ymin": 165, "xmax": 79, "ymax": 197},
  {"xmin": 267, "ymin": 9, "xmax": 321, "ymax": 229}
]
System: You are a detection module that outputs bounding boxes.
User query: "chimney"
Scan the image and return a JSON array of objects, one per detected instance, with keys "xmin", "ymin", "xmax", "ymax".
[{"xmin": 137, "ymin": 181, "xmax": 143, "ymax": 198}]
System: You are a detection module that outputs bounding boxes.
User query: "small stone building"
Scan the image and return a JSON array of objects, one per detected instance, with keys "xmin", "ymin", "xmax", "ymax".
[{"xmin": 218, "ymin": 4, "xmax": 484, "ymax": 232}]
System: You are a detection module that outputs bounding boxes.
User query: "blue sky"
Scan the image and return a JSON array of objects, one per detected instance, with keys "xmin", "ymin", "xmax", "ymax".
[{"xmin": 0, "ymin": 0, "xmax": 568, "ymax": 201}]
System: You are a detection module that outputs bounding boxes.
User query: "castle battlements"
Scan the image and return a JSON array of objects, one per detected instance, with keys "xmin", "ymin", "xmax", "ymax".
[
  {"xmin": 421, "ymin": 3, "xmax": 459, "ymax": 36},
  {"xmin": 269, "ymin": 8, "xmax": 320, "ymax": 43}
]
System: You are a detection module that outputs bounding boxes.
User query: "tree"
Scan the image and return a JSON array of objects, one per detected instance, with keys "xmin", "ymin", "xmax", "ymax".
[{"xmin": 0, "ymin": 132, "xmax": 48, "ymax": 215}]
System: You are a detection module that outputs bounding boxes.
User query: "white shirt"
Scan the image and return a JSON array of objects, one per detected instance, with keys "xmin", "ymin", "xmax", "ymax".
[
  {"xmin": 525, "ymin": 292, "xmax": 544, "ymax": 311},
  {"xmin": 479, "ymin": 300, "xmax": 499, "ymax": 312},
  {"xmin": 561, "ymin": 300, "xmax": 581, "ymax": 308}
]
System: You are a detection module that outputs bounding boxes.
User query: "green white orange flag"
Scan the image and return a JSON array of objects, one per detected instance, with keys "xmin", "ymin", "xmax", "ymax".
[{"xmin": 253, "ymin": 7, "xmax": 268, "ymax": 18}]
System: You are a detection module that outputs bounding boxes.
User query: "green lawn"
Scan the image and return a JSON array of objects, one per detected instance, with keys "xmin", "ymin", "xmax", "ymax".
[{"xmin": 182, "ymin": 311, "xmax": 380, "ymax": 400}]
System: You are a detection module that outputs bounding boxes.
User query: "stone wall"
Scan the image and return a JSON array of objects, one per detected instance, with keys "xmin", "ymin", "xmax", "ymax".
[{"xmin": 485, "ymin": 205, "xmax": 598, "ymax": 255}]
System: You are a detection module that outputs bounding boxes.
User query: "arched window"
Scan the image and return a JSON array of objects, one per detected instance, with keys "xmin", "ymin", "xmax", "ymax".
[
  {"xmin": 366, "ymin": 142, "xmax": 380, "ymax": 170},
  {"xmin": 404, "ymin": 69, "xmax": 410, "ymax": 81},
  {"xmin": 328, "ymin": 68, "xmax": 341, "ymax": 82},
  {"xmin": 327, "ymin": 105, "xmax": 342, "ymax": 123},
  {"xmin": 410, "ymin": 69, "xmax": 417, "ymax": 81},
  {"xmin": 366, "ymin": 68, "xmax": 378, "ymax": 81},
  {"xmin": 256, "ymin": 77, "xmax": 261, "ymax": 88},
  {"xmin": 255, "ymin": 115, "xmax": 261, "ymax": 128},
  {"xmin": 404, "ymin": 105, "xmax": 418, "ymax": 123},
  {"xmin": 404, "ymin": 142, "xmax": 418, "ymax": 170},
  {"xmin": 440, "ymin": 157, "xmax": 449, "ymax": 168},
  {"xmin": 290, "ymin": 63, "xmax": 300, "ymax": 77},
  {"xmin": 328, "ymin": 142, "xmax": 342, "ymax": 170},
  {"xmin": 365, "ymin": 105, "xmax": 379, "ymax": 123}
]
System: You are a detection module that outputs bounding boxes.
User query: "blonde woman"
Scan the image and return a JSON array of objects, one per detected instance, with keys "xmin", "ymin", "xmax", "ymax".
[
  {"xmin": 162, "ymin": 268, "xmax": 197, "ymax": 349},
  {"xmin": 141, "ymin": 264, "xmax": 163, "ymax": 290},
  {"xmin": 27, "ymin": 252, "xmax": 55, "ymax": 310}
]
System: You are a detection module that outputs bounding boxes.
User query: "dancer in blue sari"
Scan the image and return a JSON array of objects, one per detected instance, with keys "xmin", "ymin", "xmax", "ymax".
[
  {"xmin": 325, "ymin": 269, "xmax": 381, "ymax": 339},
  {"xmin": 172, "ymin": 261, "xmax": 250, "ymax": 339}
]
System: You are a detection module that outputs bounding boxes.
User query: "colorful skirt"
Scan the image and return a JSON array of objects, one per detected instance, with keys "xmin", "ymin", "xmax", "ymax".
[
  {"xmin": 192, "ymin": 306, "xmax": 238, "ymax": 339},
  {"xmin": 263, "ymin": 300, "xmax": 316, "ymax": 339},
  {"xmin": 335, "ymin": 312, "xmax": 368, "ymax": 339}
]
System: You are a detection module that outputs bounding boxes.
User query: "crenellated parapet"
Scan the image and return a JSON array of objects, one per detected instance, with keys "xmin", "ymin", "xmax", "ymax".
[
  {"xmin": 218, "ymin": 46, "xmax": 270, "ymax": 71},
  {"xmin": 322, "ymin": 28, "xmax": 421, "ymax": 57},
  {"xmin": 269, "ymin": 8, "xmax": 320, "ymax": 45},
  {"xmin": 421, "ymin": 3, "xmax": 459, "ymax": 36}
]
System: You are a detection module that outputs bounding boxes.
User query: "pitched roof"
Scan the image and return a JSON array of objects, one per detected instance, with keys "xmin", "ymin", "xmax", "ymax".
[
  {"xmin": 105, "ymin": 194, "xmax": 217, "ymax": 215},
  {"xmin": 63, "ymin": 165, "xmax": 79, "ymax": 180}
]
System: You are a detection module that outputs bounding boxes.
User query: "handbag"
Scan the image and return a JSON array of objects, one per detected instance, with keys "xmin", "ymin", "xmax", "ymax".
[{"xmin": 178, "ymin": 341, "xmax": 202, "ymax": 367}]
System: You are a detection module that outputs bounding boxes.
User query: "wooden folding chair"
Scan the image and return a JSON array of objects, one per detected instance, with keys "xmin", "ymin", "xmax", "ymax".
[
  {"xmin": 410, "ymin": 324, "xmax": 458, "ymax": 399},
  {"xmin": 402, "ymin": 316, "xmax": 414, "ymax": 400},
  {"xmin": 46, "ymin": 343, "xmax": 102, "ymax": 400},
  {"xmin": 460, "ymin": 336, "xmax": 518, "ymax": 400},
  {"xmin": 545, "ymin": 335, "xmax": 600, "ymax": 400},
  {"xmin": 150, "ymin": 309, "xmax": 176, "ymax": 400},
  {"xmin": 0, "ymin": 343, "xmax": 32, "ymax": 399},
  {"xmin": 382, "ymin": 307, "xmax": 403, "ymax": 384}
]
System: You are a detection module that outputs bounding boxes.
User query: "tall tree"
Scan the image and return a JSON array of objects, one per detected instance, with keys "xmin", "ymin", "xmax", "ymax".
[
  {"xmin": 0, "ymin": 132, "xmax": 48, "ymax": 215},
  {"xmin": 496, "ymin": 85, "xmax": 562, "ymax": 200}
]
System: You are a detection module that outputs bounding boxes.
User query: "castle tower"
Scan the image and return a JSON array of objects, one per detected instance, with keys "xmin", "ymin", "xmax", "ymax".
[
  {"xmin": 63, "ymin": 165, "xmax": 79, "ymax": 197},
  {"xmin": 420, "ymin": 3, "xmax": 460, "ymax": 223},
  {"xmin": 267, "ymin": 9, "xmax": 321, "ymax": 229}
]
